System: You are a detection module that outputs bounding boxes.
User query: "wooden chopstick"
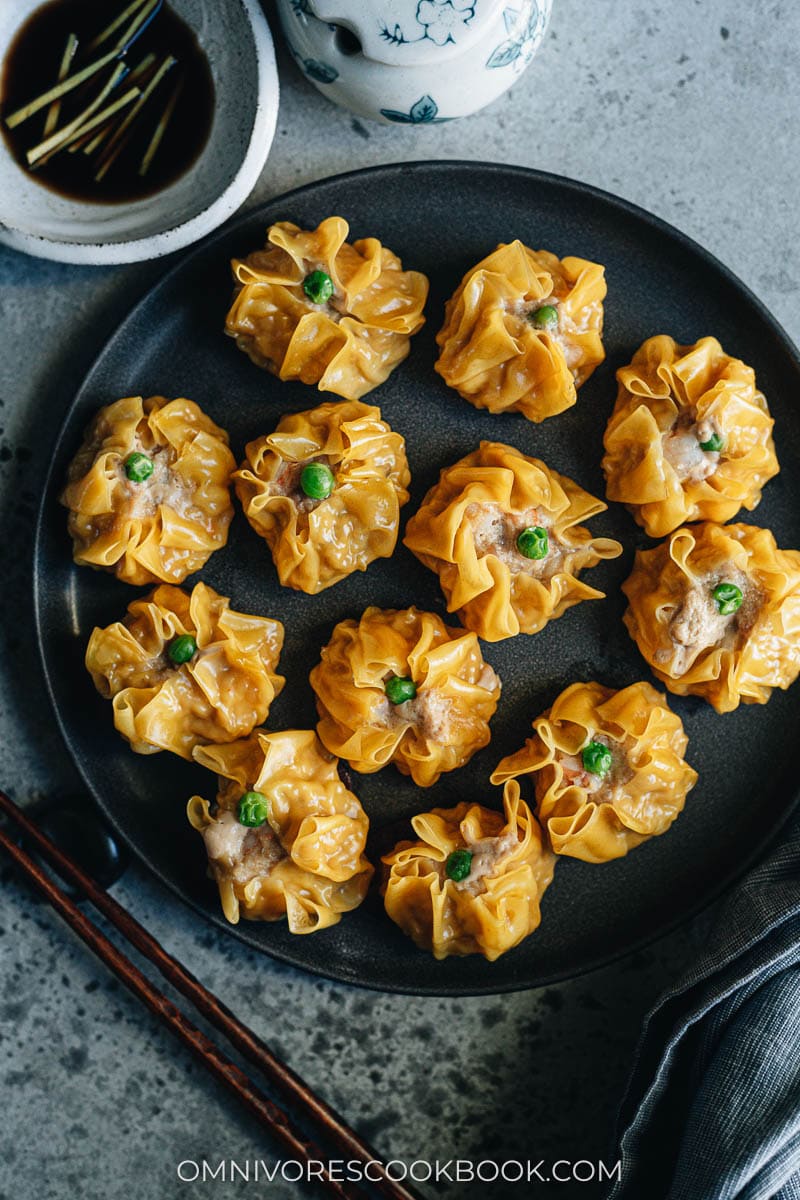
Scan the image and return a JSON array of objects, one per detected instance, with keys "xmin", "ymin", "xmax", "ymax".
[
  {"xmin": 0, "ymin": 819, "xmax": 364, "ymax": 1200},
  {"xmin": 0, "ymin": 792, "xmax": 420, "ymax": 1200}
]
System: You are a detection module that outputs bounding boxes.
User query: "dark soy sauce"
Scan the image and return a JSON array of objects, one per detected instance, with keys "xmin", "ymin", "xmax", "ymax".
[{"xmin": 0, "ymin": 0, "xmax": 215, "ymax": 203}]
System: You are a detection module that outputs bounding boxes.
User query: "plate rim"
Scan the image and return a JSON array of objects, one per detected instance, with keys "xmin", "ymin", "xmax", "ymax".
[{"xmin": 33, "ymin": 159, "xmax": 800, "ymax": 995}]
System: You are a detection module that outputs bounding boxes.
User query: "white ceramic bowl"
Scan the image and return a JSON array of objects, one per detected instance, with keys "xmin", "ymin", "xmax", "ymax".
[{"xmin": 0, "ymin": 0, "xmax": 279, "ymax": 264}]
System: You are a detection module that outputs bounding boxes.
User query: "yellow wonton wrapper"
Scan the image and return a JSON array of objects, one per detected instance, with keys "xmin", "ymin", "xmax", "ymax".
[
  {"xmin": 234, "ymin": 400, "xmax": 410, "ymax": 594},
  {"xmin": 61, "ymin": 395, "xmax": 235, "ymax": 586},
  {"xmin": 381, "ymin": 783, "xmax": 555, "ymax": 961},
  {"xmin": 310, "ymin": 606, "xmax": 502, "ymax": 788},
  {"xmin": 225, "ymin": 216, "xmax": 429, "ymax": 400},
  {"xmin": 404, "ymin": 441, "xmax": 622, "ymax": 641},
  {"xmin": 623, "ymin": 523, "xmax": 800, "ymax": 713},
  {"xmin": 187, "ymin": 730, "xmax": 372, "ymax": 930},
  {"xmin": 86, "ymin": 582, "xmax": 285, "ymax": 758},
  {"xmin": 602, "ymin": 335, "xmax": 779, "ymax": 538},
  {"xmin": 491, "ymin": 681, "xmax": 697, "ymax": 863},
  {"xmin": 435, "ymin": 241, "xmax": 606, "ymax": 422}
]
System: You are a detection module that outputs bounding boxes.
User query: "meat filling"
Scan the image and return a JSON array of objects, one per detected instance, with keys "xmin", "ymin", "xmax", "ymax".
[
  {"xmin": 203, "ymin": 809, "xmax": 284, "ymax": 885},
  {"xmin": 377, "ymin": 664, "xmax": 499, "ymax": 742},
  {"xmin": 394, "ymin": 687, "xmax": 451, "ymax": 740},
  {"xmin": 272, "ymin": 455, "xmax": 336, "ymax": 514},
  {"xmin": 661, "ymin": 412, "xmax": 722, "ymax": 484},
  {"xmin": 555, "ymin": 734, "xmax": 634, "ymax": 803},
  {"xmin": 465, "ymin": 502, "xmax": 565, "ymax": 580},
  {"xmin": 659, "ymin": 568, "xmax": 762, "ymax": 676},
  {"xmin": 117, "ymin": 441, "xmax": 196, "ymax": 520},
  {"xmin": 456, "ymin": 828, "xmax": 520, "ymax": 895},
  {"xmin": 428, "ymin": 827, "xmax": 520, "ymax": 896},
  {"xmin": 300, "ymin": 259, "xmax": 347, "ymax": 320},
  {"xmin": 510, "ymin": 294, "xmax": 601, "ymax": 373}
]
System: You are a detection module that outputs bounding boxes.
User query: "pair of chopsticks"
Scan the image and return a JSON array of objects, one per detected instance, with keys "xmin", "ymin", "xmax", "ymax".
[{"xmin": 0, "ymin": 791, "xmax": 419, "ymax": 1200}]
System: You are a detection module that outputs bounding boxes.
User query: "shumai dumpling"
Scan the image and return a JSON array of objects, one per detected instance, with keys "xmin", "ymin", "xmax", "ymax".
[
  {"xmin": 187, "ymin": 730, "xmax": 372, "ymax": 929},
  {"xmin": 224, "ymin": 216, "xmax": 428, "ymax": 400},
  {"xmin": 86, "ymin": 582, "xmax": 285, "ymax": 758},
  {"xmin": 234, "ymin": 400, "xmax": 410, "ymax": 594},
  {"xmin": 310, "ymin": 606, "xmax": 501, "ymax": 787},
  {"xmin": 381, "ymin": 782, "xmax": 555, "ymax": 960},
  {"xmin": 492, "ymin": 681, "xmax": 697, "ymax": 863},
  {"xmin": 602, "ymin": 335, "xmax": 779, "ymax": 538},
  {"xmin": 61, "ymin": 395, "xmax": 236, "ymax": 586},
  {"xmin": 435, "ymin": 240, "xmax": 606, "ymax": 422},
  {"xmin": 623, "ymin": 523, "xmax": 800, "ymax": 713},
  {"xmin": 404, "ymin": 441, "xmax": 622, "ymax": 642}
]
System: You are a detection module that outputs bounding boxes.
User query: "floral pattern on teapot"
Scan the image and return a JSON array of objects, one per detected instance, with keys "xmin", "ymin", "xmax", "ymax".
[
  {"xmin": 278, "ymin": 0, "xmax": 553, "ymax": 123},
  {"xmin": 487, "ymin": 4, "xmax": 550, "ymax": 71},
  {"xmin": 379, "ymin": 1, "xmax": 477, "ymax": 48}
]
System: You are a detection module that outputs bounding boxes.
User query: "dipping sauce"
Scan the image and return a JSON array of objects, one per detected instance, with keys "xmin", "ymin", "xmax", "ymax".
[{"xmin": 0, "ymin": 0, "xmax": 214, "ymax": 204}]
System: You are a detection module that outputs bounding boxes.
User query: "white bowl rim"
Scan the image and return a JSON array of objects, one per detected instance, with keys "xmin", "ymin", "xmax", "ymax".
[{"xmin": 0, "ymin": 0, "xmax": 278, "ymax": 266}]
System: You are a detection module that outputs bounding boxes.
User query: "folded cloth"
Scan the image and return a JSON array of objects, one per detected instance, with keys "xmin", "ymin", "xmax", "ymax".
[{"xmin": 608, "ymin": 812, "xmax": 800, "ymax": 1200}]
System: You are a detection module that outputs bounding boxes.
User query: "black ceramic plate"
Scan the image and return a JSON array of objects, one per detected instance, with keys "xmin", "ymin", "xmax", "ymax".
[{"xmin": 34, "ymin": 162, "xmax": 800, "ymax": 995}]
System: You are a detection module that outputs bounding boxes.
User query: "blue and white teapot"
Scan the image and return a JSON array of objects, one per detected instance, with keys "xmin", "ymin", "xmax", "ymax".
[{"xmin": 277, "ymin": 0, "xmax": 553, "ymax": 123}]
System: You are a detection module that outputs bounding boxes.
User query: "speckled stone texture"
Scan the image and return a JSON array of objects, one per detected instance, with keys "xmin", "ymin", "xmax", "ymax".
[{"xmin": 1, "ymin": 2, "xmax": 798, "ymax": 1198}]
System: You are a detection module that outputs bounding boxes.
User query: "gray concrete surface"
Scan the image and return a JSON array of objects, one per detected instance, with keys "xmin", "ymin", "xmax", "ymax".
[{"xmin": 1, "ymin": 2, "xmax": 798, "ymax": 1197}]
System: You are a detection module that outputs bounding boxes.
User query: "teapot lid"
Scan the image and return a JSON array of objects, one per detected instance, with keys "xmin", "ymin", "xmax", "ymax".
[{"xmin": 310, "ymin": 0, "xmax": 503, "ymax": 66}]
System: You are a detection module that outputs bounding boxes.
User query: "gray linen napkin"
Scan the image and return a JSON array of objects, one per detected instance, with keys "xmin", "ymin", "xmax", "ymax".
[{"xmin": 608, "ymin": 812, "xmax": 800, "ymax": 1199}]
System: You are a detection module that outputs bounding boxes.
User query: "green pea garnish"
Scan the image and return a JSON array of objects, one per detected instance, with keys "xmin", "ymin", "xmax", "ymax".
[
  {"xmin": 582, "ymin": 741, "xmax": 613, "ymax": 777},
  {"xmin": 699, "ymin": 431, "xmax": 725, "ymax": 453},
  {"xmin": 517, "ymin": 526, "xmax": 549, "ymax": 560},
  {"xmin": 530, "ymin": 304, "xmax": 558, "ymax": 329},
  {"xmin": 124, "ymin": 451, "xmax": 154, "ymax": 482},
  {"xmin": 168, "ymin": 634, "xmax": 197, "ymax": 665},
  {"xmin": 385, "ymin": 675, "xmax": 417, "ymax": 705},
  {"xmin": 300, "ymin": 462, "xmax": 335, "ymax": 500},
  {"xmin": 712, "ymin": 582, "xmax": 743, "ymax": 615},
  {"xmin": 446, "ymin": 849, "xmax": 473, "ymax": 882},
  {"xmin": 303, "ymin": 270, "xmax": 334, "ymax": 304},
  {"xmin": 237, "ymin": 791, "xmax": 269, "ymax": 827}
]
